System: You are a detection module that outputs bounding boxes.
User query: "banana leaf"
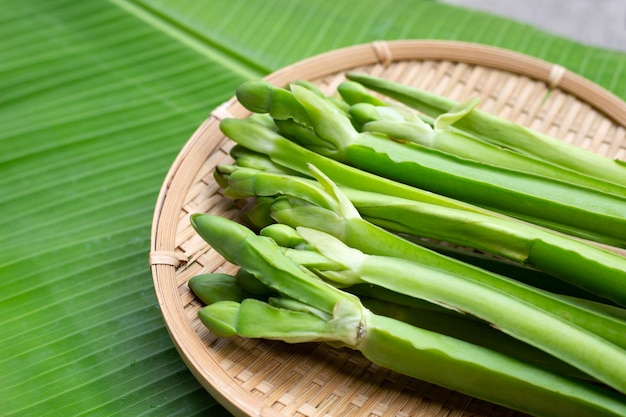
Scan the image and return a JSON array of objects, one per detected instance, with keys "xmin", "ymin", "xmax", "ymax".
[{"xmin": 1, "ymin": 1, "xmax": 624, "ymax": 416}]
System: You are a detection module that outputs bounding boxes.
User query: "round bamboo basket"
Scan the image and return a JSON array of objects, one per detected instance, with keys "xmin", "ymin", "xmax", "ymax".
[{"xmin": 149, "ymin": 40, "xmax": 626, "ymax": 417}]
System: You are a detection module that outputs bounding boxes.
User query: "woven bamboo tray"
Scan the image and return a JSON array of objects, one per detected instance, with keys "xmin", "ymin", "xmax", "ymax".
[{"xmin": 149, "ymin": 40, "xmax": 626, "ymax": 417}]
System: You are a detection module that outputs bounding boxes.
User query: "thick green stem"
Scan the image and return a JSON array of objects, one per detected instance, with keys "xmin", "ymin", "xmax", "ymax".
[
  {"xmin": 345, "ymin": 187, "xmax": 626, "ymax": 306},
  {"xmin": 219, "ymin": 117, "xmax": 503, "ymax": 217},
  {"xmin": 268, "ymin": 200, "xmax": 626, "ymax": 350},
  {"xmin": 280, "ymin": 202, "xmax": 626, "ymax": 349},
  {"xmin": 337, "ymin": 80, "xmax": 387, "ymax": 106},
  {"xmin": 218, "ymin": 154, "xmax": 616, "ymax": 302},
  {"xmin": 236, "ymin": 80, "xmax": 312, "ymax": 127},
  {"xmin": 232, "ymin": 79, "xmax": 626, "ymax": 245},
  {"xmin": 361, "ymin": 313, "xmax": 626, "ymax": 417},
  {"xmin": 345, "ymin": 132, "xmax": 626, "ymax": 247},
  {"xmin": 346, "ymin": 72, "xmax": 626, "ymax": 190},
  {"xmin": 358, "ymin": 104, "xmax": 626, "ymax": 197},
  {"xmin": 297, "ymin": 226, "xmax": 626, "ymax": 393},
  {"xmin": 191, "ymin": 216, "xmax": 626, "ymax": 417},
  {"xmin": 289, "ymin": 82, "xmax": 626, "ymax": 247},
  {"xmin": 213, "ymin": 163, "xmax": 626, "ymax": 353},
  {"xmin": 220, "ymin": 163, "xmax": 626, "ymax": 307},
  {"xmin": 190, "ymin": 213, "xmax": 357, "ymax": 316},
  {"xmin": 362, "ymin": 295, "xmax": 594, "ymax": 380},
  {"xmin": 188, "ymin": 273, "xmax": 251, "ymax": 304}
]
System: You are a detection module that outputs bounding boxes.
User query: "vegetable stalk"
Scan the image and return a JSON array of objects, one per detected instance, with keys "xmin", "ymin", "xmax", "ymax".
[
  {"xmin": 190, "ymin": 214, "xmax": 626, "ymax": 417},
  {"xmin": 232, "ymin": 81, "xmax": 626, "ymax": 247},
  {"xmin": 345, "ymin": 72, "xmax": 626, "ymax": 190},
  {"xmin": 219, "ymin": 117, "xmax": 503, "ymax": 216},
  {"xmin": 348, "ymin": 96, "xmax": 626, "ymax": 197},
  {"xmin": 216, "ymin": 164, "xmax": 626, "ymax": 348},
  {"xmin": 291, "ymin": 224, "xmax": 626, "ymax": 392},
  {"xmin": 220, "ymin": 163, "xmax": 626, "ymax": 307}
]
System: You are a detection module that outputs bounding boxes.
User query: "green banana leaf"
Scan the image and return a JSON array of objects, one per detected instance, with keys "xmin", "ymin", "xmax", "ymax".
[{"xmin": 1, "ymin": 1, "xmax": 624, "ymax": 416}]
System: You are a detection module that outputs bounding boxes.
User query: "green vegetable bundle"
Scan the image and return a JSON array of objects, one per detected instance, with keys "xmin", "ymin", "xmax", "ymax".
[
  {"xmin": 234, "ymin": 78, "xmax": 626, "ymax": 247},
  {"xmin": 188, "ymin": 76, "xmax": 626, "ymax": 417}
]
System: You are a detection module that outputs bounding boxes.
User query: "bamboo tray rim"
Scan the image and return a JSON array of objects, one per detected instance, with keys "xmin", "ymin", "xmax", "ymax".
[{"xmin": 149, "ymin": 40, "xmax": 626, "ymax": 417}]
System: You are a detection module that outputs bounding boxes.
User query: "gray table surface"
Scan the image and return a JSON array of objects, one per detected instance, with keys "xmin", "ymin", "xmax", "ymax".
[{"xmin": 441, "ymin": 0, "xmax": 626, "ymax": 52}]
